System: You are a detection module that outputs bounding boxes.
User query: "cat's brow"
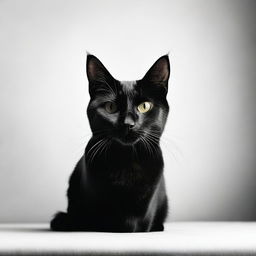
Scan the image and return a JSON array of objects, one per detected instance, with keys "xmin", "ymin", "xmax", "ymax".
[{"xmin": 90, "ymin": 93, "xmax": 116, "ymax": 108}]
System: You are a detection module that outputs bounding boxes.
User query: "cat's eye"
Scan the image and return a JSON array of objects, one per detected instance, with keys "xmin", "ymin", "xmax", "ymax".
[
  {"xmin": 137, "ymin": 102, "xmax": 152, "ymax": 113},
  {"xmin": 104, "ymin": 102, "xmax": 117, "ymax": 113}
]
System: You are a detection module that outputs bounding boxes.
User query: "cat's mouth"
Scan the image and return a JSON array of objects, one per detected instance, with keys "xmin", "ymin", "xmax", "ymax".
[{"xmin": 114, "ymin": 130, "xmax": 140, "ymax": 145}]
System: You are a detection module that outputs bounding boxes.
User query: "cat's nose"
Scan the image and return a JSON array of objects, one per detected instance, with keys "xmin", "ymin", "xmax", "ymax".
[
  {"xmin": 124, "ymin": 115, "xmax": 135, "ymax": 129},
  {"xmin": 126, "ymin": 123, "xmax": 135, "ymax": 130}
]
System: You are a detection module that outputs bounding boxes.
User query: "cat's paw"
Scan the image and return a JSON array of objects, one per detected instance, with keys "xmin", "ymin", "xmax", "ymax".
[
  {"xmin": 150, "ymin": 223, "xmax": 164, "ymax": 232},
  {"xmin": 50, "ymin": 212, "xmax": 71, "ymax": 231}
]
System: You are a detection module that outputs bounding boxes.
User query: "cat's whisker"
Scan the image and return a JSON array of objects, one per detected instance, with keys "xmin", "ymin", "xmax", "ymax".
[
  {"xmin": 139, "ymin": 128, "xmax": 184, "ymax": 161},
  {"xmin": 164, "ymin": 138, "xmax": 183, "ymax": 157},
  {"xmin": 137, "ymin": 129, "xmax": 160, "ymax": 139},
  {"xmin": 149, "ymin": 128, "xmax": 182, "ymax": 143},
  {"xmin": 72, "ymin": 133, "xmax": 109, "ymax": 157},
  {"xmin": 145, "ymin": 132, "xmax": 160, "ymax": 140},
  {"xmin": 138, "ymin": 136, "xmax": 147, "ymax": 155},
  {"xmin": 145, "ymin": 131, "xmax": 161, "ymax": 139},
  {"xmin": 161, "ymin": 144, "xmax": 178, "ymax": 162},
  {"xmin": 145, "ymin": 135, "xmax": 159, "ymax": 148},
  {"xmin": 144, "ymin": 133, "xmax": 160, "ymax": 143},
  {"xmin": 87, "ymin": 139, "xmax": 107, "ymax": 164},
  {"xmin": 147, "ymin": 136, "xmax": 178, "ymax": 162},
  {"xmin": 141, "ymin": 136, "xmax": 154, "ymax": 157},
  {"xmin": 104, "ymin": 139, "xmax": 112, "ymax": 160},
  {"xmin": 144, "ymin": 136, "xmax": 158, "ymax": 156},
  {"xmin": 98, "ymin": 138, "xmax": 111, "ymax": 161},
  {"xmin": 158, "ymin": 136, "xmax": 184, "ymax": 161},
  {"xmin": 86, "ymin": 138, "xmax": 105, "ymax": 158},
  {"xmin": 136, "ymin": 130, "xmax": 181, "ymax": 163},
  {"xmin": 136, "ymin": 131, "xmax": 159, "ymax": 153},
  {"xmin": 137, "ymin": 132, "xmax": 160, "ymax": 149}
]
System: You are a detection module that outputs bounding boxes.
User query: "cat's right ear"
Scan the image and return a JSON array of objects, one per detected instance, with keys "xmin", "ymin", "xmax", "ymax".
[
  {"xmin": 86, "ymin": 54, "xmax": 114, "ymax": 96},
  {"xmin": 86, "ymin": 54, "xmax": 113, "ymax": 83}
]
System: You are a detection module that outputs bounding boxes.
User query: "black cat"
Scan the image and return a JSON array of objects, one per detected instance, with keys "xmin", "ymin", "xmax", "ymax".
[{"xmin": 50, "ymin": 54, "xmax": 170, "ymax": 232}]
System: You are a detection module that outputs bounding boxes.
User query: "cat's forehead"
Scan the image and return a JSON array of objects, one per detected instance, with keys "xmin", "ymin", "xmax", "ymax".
[{"xmin": 118, "ymin": 81, "xmax": 137, "ymax": 95}]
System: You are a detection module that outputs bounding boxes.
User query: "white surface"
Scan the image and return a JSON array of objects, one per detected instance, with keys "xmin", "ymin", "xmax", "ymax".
[{"xmin": 0, "ymin": 222, "xmax": 256, "ymax": 255}]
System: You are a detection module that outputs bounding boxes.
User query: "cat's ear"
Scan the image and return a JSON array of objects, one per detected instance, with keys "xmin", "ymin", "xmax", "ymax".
[
  {"xmin": 86, "ymin": 54, "xmax": 113, "ymax": 84},
  {"xmin": 142, "ymin": 55, "xmax": 170, "ymax": 91}
]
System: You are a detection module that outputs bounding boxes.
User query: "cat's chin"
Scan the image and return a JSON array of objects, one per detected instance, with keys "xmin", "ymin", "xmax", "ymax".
[{"xmin": 114, "ymin": 136, "xmax": 140, "ymax": 146}]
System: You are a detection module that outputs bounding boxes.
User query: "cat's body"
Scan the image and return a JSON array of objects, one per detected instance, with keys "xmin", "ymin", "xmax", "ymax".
[{"xmin": 51, "ymin": 55, "xmax": 170, "ymax": 232}]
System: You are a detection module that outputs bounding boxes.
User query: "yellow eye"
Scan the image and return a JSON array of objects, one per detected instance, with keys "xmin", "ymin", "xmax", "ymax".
[
  {"xmin": 137, "ymin": 102, "xmax": 152, "ymax": 113},
  {"xmin": 105, "ymin": 102, "xmax": 117, "ymax": 113}
]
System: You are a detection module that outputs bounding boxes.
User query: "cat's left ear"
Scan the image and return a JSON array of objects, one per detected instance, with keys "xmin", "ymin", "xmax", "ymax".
[{"xmin": 142, "ymin": 55, "xmax": 170, "ymax": 91}]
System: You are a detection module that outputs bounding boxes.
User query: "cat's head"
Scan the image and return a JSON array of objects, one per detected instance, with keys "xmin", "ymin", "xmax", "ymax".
[{"xmin": 86, "ymin": 54, "xmax": 170, "ymax": 146}]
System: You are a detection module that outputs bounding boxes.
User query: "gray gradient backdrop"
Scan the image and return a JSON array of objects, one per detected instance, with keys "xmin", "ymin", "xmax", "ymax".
[{"xmin": 0, "ymin": 0, "xmax": 256, "ymax": 222}]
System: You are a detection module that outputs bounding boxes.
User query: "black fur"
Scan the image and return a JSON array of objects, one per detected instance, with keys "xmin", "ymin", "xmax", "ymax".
[{"xmin": 50, "ymin": 54, "xmax": 170, "ymax": 232}]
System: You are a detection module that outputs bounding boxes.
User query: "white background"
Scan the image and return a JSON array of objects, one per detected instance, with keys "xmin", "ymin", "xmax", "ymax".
[{"xmin": 0, "ymin": 0, "xmax": 255, "ymax": 222}]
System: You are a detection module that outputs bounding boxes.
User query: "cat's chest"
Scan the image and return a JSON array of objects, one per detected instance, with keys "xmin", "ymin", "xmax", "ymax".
[
  {"xmin": 115, "ymin": 161, "xmax": 141, "ymax": 171},
  {"xmin": 106, "ymin": 161, "xmax": 150, "ymax": 187},
  {"xmin": 88, "ymin": 148, "xmax": 163, "ymax": 188},
  {"xmin": 110, "ymin": 161, "xmax": 143, "ymax": 176}
]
